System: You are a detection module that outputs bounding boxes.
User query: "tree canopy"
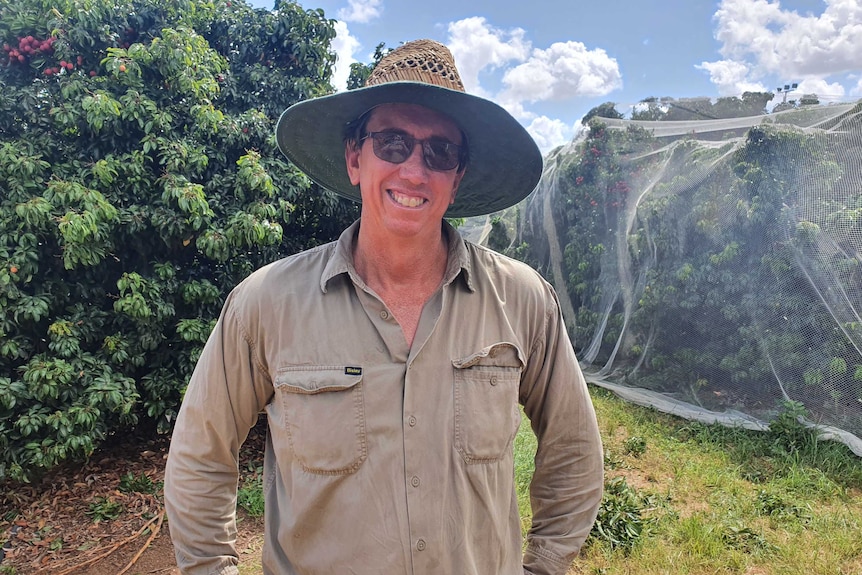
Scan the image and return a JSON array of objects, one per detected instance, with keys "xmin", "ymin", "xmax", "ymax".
[{"xmin": 0, "ymin": 0, "xmax": 360, "ymax": 482}]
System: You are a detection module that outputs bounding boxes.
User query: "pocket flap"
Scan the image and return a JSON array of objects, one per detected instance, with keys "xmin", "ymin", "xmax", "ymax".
[
  {"xmin": 275, "ymin": 367, "xmax": 363, "ymax": 395},
  {"xmin": 452, "ymin": 342, "xmax": 524, "ymax": 370}
]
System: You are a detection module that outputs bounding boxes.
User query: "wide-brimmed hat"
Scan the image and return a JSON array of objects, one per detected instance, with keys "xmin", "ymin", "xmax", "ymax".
[{"xmin": 275, "ymin": 39, "xmax": 543, "ymax": 218}]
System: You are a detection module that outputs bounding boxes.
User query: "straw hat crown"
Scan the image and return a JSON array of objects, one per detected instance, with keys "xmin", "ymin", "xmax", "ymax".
[{"xmin": 366, "ymin": 40, "xmax": 465, "ymax": 91}]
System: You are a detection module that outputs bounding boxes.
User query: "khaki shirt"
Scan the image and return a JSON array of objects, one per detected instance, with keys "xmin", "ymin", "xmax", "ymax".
[{"xmin": 165, "ymin": 220, "xmax": 603, "ymax": 575}]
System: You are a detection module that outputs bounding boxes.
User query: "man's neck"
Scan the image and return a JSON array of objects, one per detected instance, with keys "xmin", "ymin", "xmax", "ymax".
[
  {"xmin": 353, "ymin": 223, "xmax": 449, "ymax": 293},
  {"xmin": 352, "ymin": 223, "xmax": 450, "ymax": 347}
]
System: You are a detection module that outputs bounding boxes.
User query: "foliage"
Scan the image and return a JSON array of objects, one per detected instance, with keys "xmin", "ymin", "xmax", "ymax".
[
  {"xmin": 237, "ymin": 459, "xmax": 265, "ymax": 517},
  {"xmin": 754, "ymin": 488, "xmax": 808, "ymax": 521},
  {"xmin": 588, "ymin": 475, "xmax": 656, "ymax": 554},
  {"xmin": 768, "ymin": 399, "xmax": 818, "ymax": 453},
  {"xmin": 581, "ymin": 101, "xmax": 624, "ymax": 125},
  {"xmin": 0, "ymin": 0, "xmax": 360, "ymax": 482},
  {"xmin": 720, "ymin": 523, "xmax": 776, "ymax": 555},
  {"xmin": 345, "ymin": 41, "xmax": 388, "ymax": 90},
  {"xmin": 237, "ymin": 471, "xmax": 265, "ymax": 517},
  {"xmin": 622, "ymin": 435, "xmax": 647, "ymax": 457},
  {"xmin": 118, "ymin": 471, "xmax": 157, "ymax": 494},
  {"xmin": 86, "ymin": 496, "xmax": 124, "ymax": 522}
]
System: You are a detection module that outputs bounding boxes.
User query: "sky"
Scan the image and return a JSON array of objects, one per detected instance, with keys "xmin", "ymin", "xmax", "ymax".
[{"xmin": 247, "ymin": 0, "xmax": 862, "ymax": 153}]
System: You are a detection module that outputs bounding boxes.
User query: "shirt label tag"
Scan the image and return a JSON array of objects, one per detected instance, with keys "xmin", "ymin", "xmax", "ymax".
[{"xmin": 344, "ymin": 366, "xmax": 362, "ymax": 376}]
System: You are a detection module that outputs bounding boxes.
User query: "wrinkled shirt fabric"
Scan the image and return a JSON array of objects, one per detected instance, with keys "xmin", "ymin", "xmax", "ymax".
[{"xmin": 164, "ymin": 220, "xmax": 603, "ymax": 575}]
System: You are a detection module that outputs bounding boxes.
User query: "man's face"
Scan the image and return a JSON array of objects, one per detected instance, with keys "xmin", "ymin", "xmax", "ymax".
[{"xmin": 345, "ymin": 103, "xmax": 465, "ymax": 239}]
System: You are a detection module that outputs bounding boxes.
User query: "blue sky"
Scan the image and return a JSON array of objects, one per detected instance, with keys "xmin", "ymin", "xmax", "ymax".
[{"xmin": 247, "ymin": 0, "xmax": 862, "ymax": 152}]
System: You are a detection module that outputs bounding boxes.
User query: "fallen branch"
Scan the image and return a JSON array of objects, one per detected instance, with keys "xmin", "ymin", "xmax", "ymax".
[
  {"xmin": 51, "ymin": 512, "xmax": 163, "ymax": 575},
  {"xmin": 115, "ymin": 509, "xmax": 165, "ymax": 575}
]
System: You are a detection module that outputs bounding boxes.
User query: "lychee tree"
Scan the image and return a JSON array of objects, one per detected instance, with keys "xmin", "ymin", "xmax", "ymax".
[{"xmin": 0, "ymin": 0, "xmax": 359, "ymax": 482}]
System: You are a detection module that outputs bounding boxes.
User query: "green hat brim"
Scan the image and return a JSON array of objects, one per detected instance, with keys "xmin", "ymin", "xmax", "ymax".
[{"xmin": 275, "ymin": 82, "xmax": 543, "ymax": 219}]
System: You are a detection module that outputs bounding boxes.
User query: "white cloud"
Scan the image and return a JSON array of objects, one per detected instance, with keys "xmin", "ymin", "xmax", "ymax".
[
  {"xmin": 525, "ymin": 116, "xmax": 576, "ymax": 154},
  {"xmin": 696, "ymin": 59, "xmax": 768, "ymax": 95},
  {"xmin": 791, "ymin": 78, "xmax": 845, "ymax": 102},
  {"xmin": 330, "ymin": 21, "xmax": 360, "ymax": 92},
  {"xmin": 851, "ymin": 77, "xmax": 862, "ymax": 98},
  {"xmin": 700, "ymin": 0, "xmax": 862, "ymax": 97},
  {"xmin": 446, "ymin": 17, "xmax": 531, "ymax": 97},
  {"xmin": 501, "ymin": 41, "xmax": 622, "ymax": 104},
  {"xmin": 336, "ymin": 0, "xmax": 383, "ymax": 24},
  {"xmin": 495, "ymin": 99, "xmax": 533, "ymax": 123},
  {"xmin": 444, "ymin": 16, "xmax": 619, "ymax": 153}
]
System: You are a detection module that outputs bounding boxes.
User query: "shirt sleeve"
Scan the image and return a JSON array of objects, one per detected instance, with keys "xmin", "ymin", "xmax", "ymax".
[
  {"xmin": 520, "ymin": 283, "xmax": 604, "ymax": 575},
  {"xmin": 164, "ymin": 290, "xmax": 272, "ymax": 575}
]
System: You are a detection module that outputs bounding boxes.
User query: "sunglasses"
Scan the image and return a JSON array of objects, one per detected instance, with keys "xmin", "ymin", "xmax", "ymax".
[{"xmin": 360, "ymin": 131, "xmax": 464, "ymax": 172}]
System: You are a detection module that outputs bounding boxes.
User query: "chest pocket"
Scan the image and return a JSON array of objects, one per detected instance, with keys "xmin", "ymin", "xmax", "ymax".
[
  {"xmin": 453, "ymin": 342, "xmax": 524, "ymax": 464},
  {"xmin": 274, "ymin": 367, "xmax": 367, "ymax": 475}
]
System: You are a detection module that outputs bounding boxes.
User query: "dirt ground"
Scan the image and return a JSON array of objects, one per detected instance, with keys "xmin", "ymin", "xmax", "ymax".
[{"xmin": 0, "ymin": 421, "xmax": 267, "ymax": 575}]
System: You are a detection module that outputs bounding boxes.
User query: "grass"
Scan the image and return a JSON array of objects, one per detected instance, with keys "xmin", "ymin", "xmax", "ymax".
[
  {"xmin": 232, "ymin": 386, "xmax": 862, "ymax": 574},
  {"xmin": 575, "ymin": 387, "xmax": 862, "ymax": 574},
  {"xmin": 237, "ymin": 462, "xmax": 266, "ymax": 518}
]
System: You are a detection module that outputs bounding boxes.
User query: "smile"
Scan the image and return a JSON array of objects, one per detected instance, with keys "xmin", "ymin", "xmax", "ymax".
[{"xmin": 389, "ymin": 190, "xmax": 426, "ymax": 208}]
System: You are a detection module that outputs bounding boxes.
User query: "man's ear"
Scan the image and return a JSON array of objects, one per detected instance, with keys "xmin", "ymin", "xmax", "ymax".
[{"xmin": 345, "ymin": 141, "xmax": 361, "ymax": 186}]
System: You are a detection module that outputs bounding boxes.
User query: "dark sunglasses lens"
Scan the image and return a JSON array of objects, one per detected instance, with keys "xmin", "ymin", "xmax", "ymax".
[
  {"xmin": 372, "ymin": 133, "xmax": 411, "ymax": 163},
  {"xmin": 368, "ymin": 132, "xmax": 460, "ymax": 171},
  {"xmin": 423, "ymin": 141, "xmax": 460, "ymax": 171}
]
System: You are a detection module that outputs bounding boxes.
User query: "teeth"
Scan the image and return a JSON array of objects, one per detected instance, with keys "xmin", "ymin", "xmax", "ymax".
[{"xmin": 391, "ymin": 191, "xmax": 425, "ymax": 208}]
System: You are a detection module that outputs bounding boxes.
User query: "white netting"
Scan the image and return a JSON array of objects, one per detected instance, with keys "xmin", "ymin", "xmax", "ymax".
[{"xmin": 476, "ymin": 100, "xmax": 862, "ymax": 455}]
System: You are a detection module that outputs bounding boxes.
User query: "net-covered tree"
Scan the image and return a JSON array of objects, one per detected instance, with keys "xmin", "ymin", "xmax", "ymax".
[
  {"xmin": 631, "ymin": 92, "xmax": 774, "ymax": 121},
  {"xmin": 518, "ymin": 103, "xmax": 862, "ymax": 436},
  {"xmin": 0, "ymin": 0, "xmax": 359, "ymax": 482},
  {"xmin": 581, "ymin": 102, "xmax": 624, "ymax": 125}
]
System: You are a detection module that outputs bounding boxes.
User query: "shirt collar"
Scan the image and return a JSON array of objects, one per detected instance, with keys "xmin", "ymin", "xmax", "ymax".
[{"xmin": 320, "ymin": 219, "xmax": 474, "ymax": 293}]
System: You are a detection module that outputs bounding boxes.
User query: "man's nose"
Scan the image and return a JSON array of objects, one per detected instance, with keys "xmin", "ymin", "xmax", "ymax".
[{"xmin": 398, "ymin": 143, "xmax": 430, "ymax": 181}]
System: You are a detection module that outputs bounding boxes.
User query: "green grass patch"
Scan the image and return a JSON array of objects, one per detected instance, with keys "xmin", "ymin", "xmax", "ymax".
[
  {"xmin": 237, "ymin": 463, "xmax": 265, "ymax": 518},
  {"xmin": 514, "ymin": 411, "xmax": 538, "ymax": 533},
  {"xmin": 568, "ymin": 386, "xmax": 862, "ymax": 574}
]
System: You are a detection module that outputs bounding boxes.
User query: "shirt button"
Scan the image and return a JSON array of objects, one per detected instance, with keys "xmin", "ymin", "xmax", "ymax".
[
  {"xmin": 411, "ymin": 476, "xmax": 420, "ymax": 488},
  {"xmin": 408, "ymin": 415, "xmax": 417, "ymax": 427},
  {"xmin": 416, "ymin": 539, "xmax": 426, "ymax": 551},
  {"xmin": 490, "ymin": 375, "xmax": 498, "ymax": 386},
  {"xmin": 379, "ymin": 310, "xmax": 389, "ymax": 320}
]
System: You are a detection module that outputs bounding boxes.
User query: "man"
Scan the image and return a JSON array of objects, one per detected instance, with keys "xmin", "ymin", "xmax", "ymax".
[{"xmin": 164, "ymin": 39, "xmax": 603, "ymax": 575}]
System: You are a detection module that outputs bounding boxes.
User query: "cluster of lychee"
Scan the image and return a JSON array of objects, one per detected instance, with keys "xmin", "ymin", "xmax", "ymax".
[
  {"xmin": 44, "ymin": 55, "xmax": 87, "ymax": 76},
  {"xmin": 2, "ymin": 35, "xmax": 100, "ymax": 77},
  {"xmin": 3, "ymin": 35, "xmax": 55, "ymax": 65}
]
